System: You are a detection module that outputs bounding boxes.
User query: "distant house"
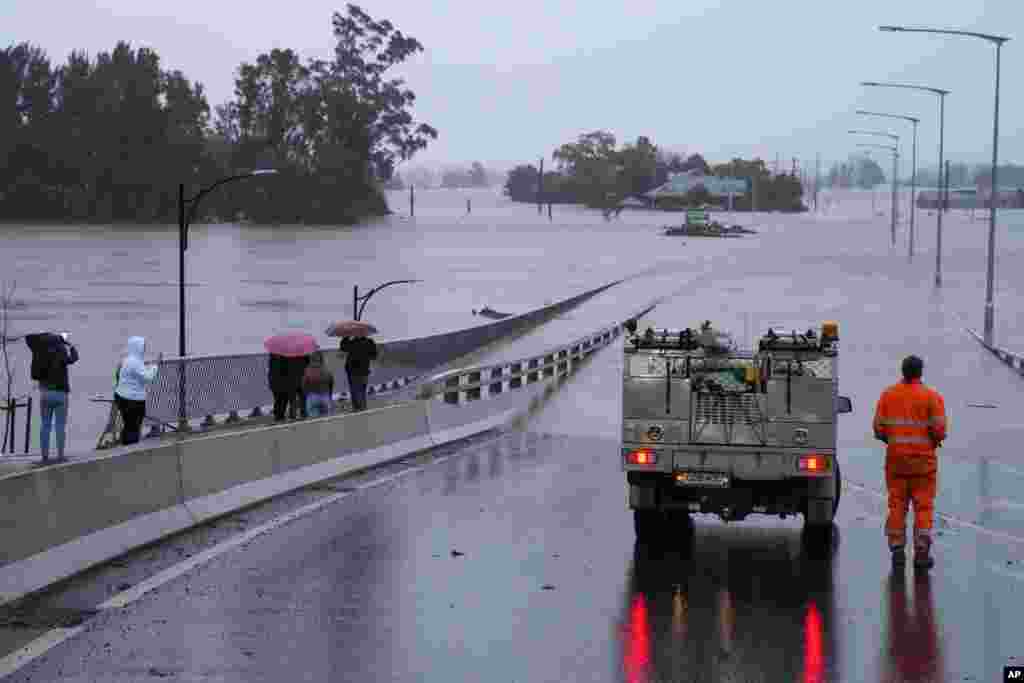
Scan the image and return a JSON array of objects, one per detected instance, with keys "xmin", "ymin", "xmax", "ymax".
[
  {"xmin": 643, "ymin": 170, "xmax": 749, "ymax": 207},
  {"xmin": 917, "ymin": 186, "xmax": 1024, "ymax": 209}
]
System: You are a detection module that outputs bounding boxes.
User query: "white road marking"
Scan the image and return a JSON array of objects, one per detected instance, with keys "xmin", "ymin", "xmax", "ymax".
[
  {"xmin": 985, "ymin": 561, "xmax": 1024, "ymax": 583},
  {"xmin": 0, "ymin": 444, "xmax": 475, "ymax": 680},
  {"xmin": 844, "ymin": 479, "xmax": 1024, "ymax": 547},
  {"xmin": 0, "ymin": 628, "xmax": 84, "ymax": 680},
  {"xmin": 991, "ymin": 462, "xmax": 1024, "ymax": 479}
]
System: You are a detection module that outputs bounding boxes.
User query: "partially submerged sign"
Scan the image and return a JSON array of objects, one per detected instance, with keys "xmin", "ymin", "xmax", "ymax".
[{"xmin": 686, "ymin": 208, "xmax": 709, "ymax": 226}]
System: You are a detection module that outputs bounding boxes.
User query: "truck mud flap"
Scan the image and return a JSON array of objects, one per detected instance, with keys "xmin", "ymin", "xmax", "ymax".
[{"xmin": 629, "ymin": 483, "xmax": 657, "ymax": 509}]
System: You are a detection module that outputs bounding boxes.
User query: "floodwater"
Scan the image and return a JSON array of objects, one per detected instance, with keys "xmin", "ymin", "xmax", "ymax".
[
  {"xmin": 3, "ymin": 187, "xmax": 1024, "ymax": 682},
  {"xmin": 1, "ymin": 186, "xmax": 1023, "ymax": 457}
]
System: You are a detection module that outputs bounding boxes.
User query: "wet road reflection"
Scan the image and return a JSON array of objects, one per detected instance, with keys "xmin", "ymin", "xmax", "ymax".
[
  {"xmin": 620, "ymin": 522, "xmax": 840, "ymax": 682},
  {"xmin": 883, "ymin": 570, "xmax": 944, "ymax": 683}
]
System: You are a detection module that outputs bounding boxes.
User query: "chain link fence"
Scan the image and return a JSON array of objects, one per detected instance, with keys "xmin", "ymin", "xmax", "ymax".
[{"xmin": 91, "ymin": 280, "xmax": 625, "ymax": 449}]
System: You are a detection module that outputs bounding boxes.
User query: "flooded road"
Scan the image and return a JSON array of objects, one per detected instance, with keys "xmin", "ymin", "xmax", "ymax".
[{"xmin": 2, "ymin": 191, "xmax": 1023, "ymax": 681}]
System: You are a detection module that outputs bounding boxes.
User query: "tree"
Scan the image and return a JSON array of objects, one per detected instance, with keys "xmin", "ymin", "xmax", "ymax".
[
  {"xmin": 618, "ymin": 136, "xmax": 660, "ymax": 197},
  {"xmin": 504, "ymin": 164, "xmax": 538, "ymax": 201},
  {"xmin": 469, "ymin": 161, "xmax": 488, "ymax": 187},
  {"xmin": 855, "ymin": 157, "xmax": 886, "ymax": 188},
  {"xmin": 0, "ymin": 5, "xmax": 436, "ymax": 225},
  {"xmin": 680, "ymin": 153, "xmax": 711, "ymax": 175}
]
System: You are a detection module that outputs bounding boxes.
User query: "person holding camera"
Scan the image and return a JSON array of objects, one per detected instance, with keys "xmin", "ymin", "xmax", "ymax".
[{"xmin": 26, "ymin": 332, "xmax": 78, "ymax": 464}]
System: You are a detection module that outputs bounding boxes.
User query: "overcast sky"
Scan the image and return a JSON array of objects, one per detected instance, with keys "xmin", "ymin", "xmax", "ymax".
[{"xmin": 3, "ymin": 1, "xmax": 1020, "ymax": 171}]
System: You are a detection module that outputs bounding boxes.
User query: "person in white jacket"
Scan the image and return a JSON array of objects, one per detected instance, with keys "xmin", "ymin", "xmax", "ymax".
[{"xmin": 114, "ymin": 336, "xmax": 162, "ymax": 445}]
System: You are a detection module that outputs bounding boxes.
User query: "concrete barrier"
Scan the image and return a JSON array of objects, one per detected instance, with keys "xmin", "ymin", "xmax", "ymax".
[
  {"xmin": 181, "ymin": 402, "xmax": 435, "ymax": 526},
  {"xmin": 0, "ymin": 401, "xmax": 441, "ymax": 606},
  {"xmin": 0, "ymin": 443, "xmax": 190, "ymax": 604},
  {"xmin": 0, "ymin": 302, "xmax": 652, "ymax": 607}
]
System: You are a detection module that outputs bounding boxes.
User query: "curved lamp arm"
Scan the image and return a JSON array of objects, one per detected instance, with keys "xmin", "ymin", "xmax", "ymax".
[
  {"xmin": 861, "ymin": 81, "xmax": 951, "ymax": 96},
  {"xmin": 356, "ymin": 279, "xmax": 423, "ymax": 320},
  {"xmin": 184, "ymin": 170, "xmax": 277, "ymax": 230},
  {"xmin": 879, "ymin": 26, "xmax": 1009, "ymax": 45}
]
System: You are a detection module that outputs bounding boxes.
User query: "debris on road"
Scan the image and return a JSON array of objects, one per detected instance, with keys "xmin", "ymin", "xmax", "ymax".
[
  {"xmin": 450, "ymin": 550, "xmax": 464, "ymax": 557},
  {"xmin": 967, "ymin": 403, "xmax": 998, "ymax": 408},
  {"xmin": 541, "ymin": 584, "xmax": 556, "ymax": 591}
]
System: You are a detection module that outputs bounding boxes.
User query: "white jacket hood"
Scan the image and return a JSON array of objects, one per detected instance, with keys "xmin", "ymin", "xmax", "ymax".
[
  {"xmin": 126, "ymin": 336, "xmax": 146, "ymax": 359},
  {"xmin": 115, "ymin": 336, "xmax": 157, "ymax": 401}
]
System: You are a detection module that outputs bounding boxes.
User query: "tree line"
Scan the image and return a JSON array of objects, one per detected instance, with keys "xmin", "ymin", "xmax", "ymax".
[
  {"xmin": 825, "ymin": 156, "xmax": 887, "ymax": 189},
  {"xmin": 503, "ymin": 130, "xmax": 806, "ymax": 212},
  {"xmin": 0, "ymin": 5, "xmax": 436, "ymax": 225}
]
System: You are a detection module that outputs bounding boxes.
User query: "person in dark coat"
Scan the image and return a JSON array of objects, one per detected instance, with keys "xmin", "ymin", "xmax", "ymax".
[
  {"xmin": 268, "ymin": 354, "xmax": 309, "ymax": 421},
  {"xmin": 338, "ymin": 335, "xmax": 377, "ymax": 412},
  {"xmin": 25, "ymin": 332, "xmax": 78, "ymax": 464}
]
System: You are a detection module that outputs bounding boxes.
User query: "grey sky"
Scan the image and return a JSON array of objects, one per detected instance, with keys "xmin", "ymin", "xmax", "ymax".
[{"xmin": 3, "ymin": 1, "xmax": 1020, "ymax": 171}]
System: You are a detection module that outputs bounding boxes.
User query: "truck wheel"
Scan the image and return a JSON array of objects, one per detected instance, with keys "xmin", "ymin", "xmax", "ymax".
[
  {"xmin": 634, "ymin": 509, "xmax": 663, "ymax": 543},
  {"xmin": 832, "ymin": 459, "xmax": 841, "ymax": 518}
]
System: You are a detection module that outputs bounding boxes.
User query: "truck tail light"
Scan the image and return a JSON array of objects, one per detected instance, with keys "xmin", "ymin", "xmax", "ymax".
[
  {"xmin": 626, "ymin": 448, "xmax": 658, "ymax": 465},
  {"xmin": 798, "ymin": 455, "xmax": 830, "ymax": 472}
]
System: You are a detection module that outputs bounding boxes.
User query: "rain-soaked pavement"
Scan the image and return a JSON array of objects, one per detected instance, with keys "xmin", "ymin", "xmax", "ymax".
[{"xmin": 2, "ymin": 197, "xmax": 1024, "ymax": 681}]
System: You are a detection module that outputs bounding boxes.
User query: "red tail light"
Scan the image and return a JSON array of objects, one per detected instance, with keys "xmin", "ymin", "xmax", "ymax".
[
  {"xmin": 625, "ymin": 449, "xmax": 658, "ymax": 465},
  {"xmin": 798, "ymin": 455, "xmax": 830, "ymax": 472}
]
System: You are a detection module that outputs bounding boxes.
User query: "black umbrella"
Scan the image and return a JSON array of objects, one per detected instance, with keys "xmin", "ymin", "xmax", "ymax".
[{"xmin": 25, "ymin": 332, "xmax": 64, "ymax": 353}]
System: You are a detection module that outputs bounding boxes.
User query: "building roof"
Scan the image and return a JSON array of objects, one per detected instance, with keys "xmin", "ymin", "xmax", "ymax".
[{"xmin": 645, "ymin": 170, "xmax": 749, "ymax": 198}]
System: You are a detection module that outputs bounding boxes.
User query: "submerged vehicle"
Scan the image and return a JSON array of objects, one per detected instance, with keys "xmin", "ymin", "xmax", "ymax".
[{"xmin": 620, "ymin": 319, "xmax": 852, "ymax": 542}]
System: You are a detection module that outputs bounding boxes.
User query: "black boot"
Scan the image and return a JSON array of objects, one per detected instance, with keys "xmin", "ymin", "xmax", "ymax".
[
  {"xmin": 913, "ymin": 531, "xmax": 934, "ymax": 570},
  {"xmin": 891, "ymin": 545, "xmax": 906, "ymax": 567}
]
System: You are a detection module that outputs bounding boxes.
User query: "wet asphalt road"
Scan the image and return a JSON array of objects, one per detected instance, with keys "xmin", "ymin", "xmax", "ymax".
[{"xmin": 3, "ymin": 200, "xmax": 1024, "ymax": 681}]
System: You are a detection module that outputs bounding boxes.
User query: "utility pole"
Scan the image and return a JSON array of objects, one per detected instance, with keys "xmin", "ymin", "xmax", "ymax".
[
  {"xmin": 537, "ymin": 157, "xmax": 544, "ymax": 214},
  {"xmin": 891, "ymin": 150, "xmax": 899, "ymax": 246},
  {"xmin": 815, "ymin": 154, "xmax": 821, "ymax": 212}
]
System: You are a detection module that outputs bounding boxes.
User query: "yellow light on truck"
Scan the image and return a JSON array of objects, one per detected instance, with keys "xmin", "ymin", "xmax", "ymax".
[{"xmin": 822, "ymin": 321, "xmax": 839, "ymax": 338}]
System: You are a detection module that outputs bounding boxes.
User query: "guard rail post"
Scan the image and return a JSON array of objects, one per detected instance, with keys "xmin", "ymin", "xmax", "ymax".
[
  {"xmin": 1, "ymin": 395, "xmax": 32, "ymax": 455},
  {"xmin": 24, "ymin": 395, "xmax": 32, "ymax": 455}
]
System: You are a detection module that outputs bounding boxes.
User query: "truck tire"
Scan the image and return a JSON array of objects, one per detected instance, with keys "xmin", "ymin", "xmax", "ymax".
[
  {"xmin": 832, "ymin": 459, "xmax": 841, "ymax": 518},
  {"xmin": 634, "ymin": 509, "xmax": 663, "ymax": 543}
]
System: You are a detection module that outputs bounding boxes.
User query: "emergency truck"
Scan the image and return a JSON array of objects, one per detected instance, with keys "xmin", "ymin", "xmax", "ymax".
[{"xmin": 621, "ymin": 318, "xmax": 853, "ymax": 541}]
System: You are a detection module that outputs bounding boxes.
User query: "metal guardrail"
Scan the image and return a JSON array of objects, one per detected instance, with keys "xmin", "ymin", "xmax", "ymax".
[
  {"xmin": 416, "ymin": 305, "xmax": 657, "ymax": 405},
  {"xmin": 1, "ymin": 395, "xmax": 32, "ymax": 455},
  {"xmin": 966, "ymin": 328, "xmax": 1024, "ymax": 376}
]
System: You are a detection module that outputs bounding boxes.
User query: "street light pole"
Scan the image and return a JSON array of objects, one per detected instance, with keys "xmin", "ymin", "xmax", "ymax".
[
  {"xmin": 878, "ymin": 25, "xmax": 1011, "ymax": 344},
  {"xmin": 177, "ymin": 169, "xmax": 277, "ymax": 426},
  {"xmin": 851, "ymin": 130, "xmax": 900, "ymax": 246},
  {"xmin": 855, "ymin": 110, "xmax": 920, "ymax": 259},
  {"xmin": 937, "ymin": 90, "xmax": 946, "ymax": 285},
  {"xmin": 861, "ymin": 83, "xmax": 951, "ymax": 283},
  {"xmin": 985, "ymin": 40, "xmax": 1004, "ymax": 346}
]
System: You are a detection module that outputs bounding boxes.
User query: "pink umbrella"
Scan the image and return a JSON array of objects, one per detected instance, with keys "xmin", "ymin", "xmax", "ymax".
[
  {"xmin": 325, "ymin": 320, "xmax": 378, "ymax": 337},
  {"xmin": 264, "ymin": 332, "xmax": 319, "ymax": 357}
]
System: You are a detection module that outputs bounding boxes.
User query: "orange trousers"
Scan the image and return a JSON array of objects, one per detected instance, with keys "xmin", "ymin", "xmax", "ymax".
[{"xmin": 885, "ymin": 464, "xmax": 937, "ymax": 548}]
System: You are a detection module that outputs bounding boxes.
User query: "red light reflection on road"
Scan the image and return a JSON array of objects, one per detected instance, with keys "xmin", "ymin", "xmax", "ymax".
[
  {"xmin": 804, "ymin": 601, "xmax": 825, "ymax": 683},
  {"xmin": 623, "ymin": 593, "xmax": 651, "ymax": 683}
]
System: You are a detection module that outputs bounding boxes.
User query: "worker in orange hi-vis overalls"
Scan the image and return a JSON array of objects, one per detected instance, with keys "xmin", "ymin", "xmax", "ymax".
[{"xmin": 873, "ymin": 355, "xmax": 948, "ymax": 570}]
